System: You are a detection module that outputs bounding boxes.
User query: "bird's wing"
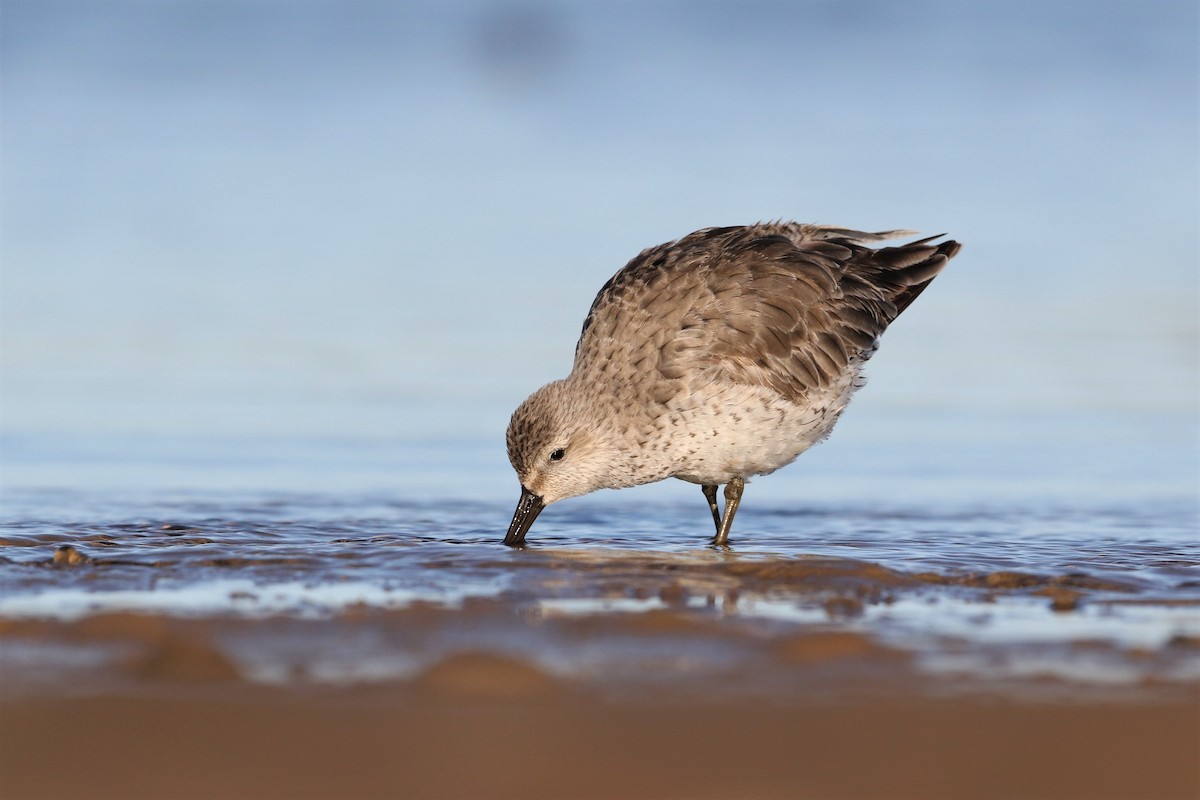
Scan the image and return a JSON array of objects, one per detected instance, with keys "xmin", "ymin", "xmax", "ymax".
[{"xmin": 575, "ymin": 225, "xmax": 959, "ymax": 405}]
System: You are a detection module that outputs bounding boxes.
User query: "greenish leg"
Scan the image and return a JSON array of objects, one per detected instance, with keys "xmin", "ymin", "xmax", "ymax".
[
  {"xmin": 712, "ymin": 477, "xmax": 744, "ymax": 547},
  {"xmin": 701, "ymin": 484, "xmax": 721, "ymax": 532}
]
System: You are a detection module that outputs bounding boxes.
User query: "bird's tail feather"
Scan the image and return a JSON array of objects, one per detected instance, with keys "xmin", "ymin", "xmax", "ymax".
[
  {"xmin": 875, "ymin": 238, "xmax": 961, "ymax": 316},
  {"xmin": 816, "ymin": 227, "xmax": 919, "ymax": 243}
]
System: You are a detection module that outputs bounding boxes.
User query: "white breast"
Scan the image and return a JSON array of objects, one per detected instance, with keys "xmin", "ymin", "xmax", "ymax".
[{"xmin": 666, "ymin": 369, "xmax": 864, "ymax": 486}]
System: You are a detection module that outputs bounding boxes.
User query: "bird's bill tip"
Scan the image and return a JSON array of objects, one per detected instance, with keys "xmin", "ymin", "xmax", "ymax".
[{"xmin": 504, "ymin": 486, "xmax": 545, "ymax": 546}]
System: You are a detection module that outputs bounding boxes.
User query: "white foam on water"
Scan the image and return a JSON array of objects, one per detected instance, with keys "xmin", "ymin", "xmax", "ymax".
[{"xmin": 0, "ymin": 577, "xmax": 506, "ymax": 621}]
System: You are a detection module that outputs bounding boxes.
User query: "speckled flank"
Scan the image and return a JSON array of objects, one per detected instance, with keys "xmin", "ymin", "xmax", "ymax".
[{"xmin": 506, "ymin": 222, "xmax": 960, "ymax": 542}]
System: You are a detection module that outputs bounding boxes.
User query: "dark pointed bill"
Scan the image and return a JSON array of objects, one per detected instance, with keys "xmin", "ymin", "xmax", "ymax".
[{"xmin": 504, "ymin": 486, "xmax": 545, "ymax": 546}]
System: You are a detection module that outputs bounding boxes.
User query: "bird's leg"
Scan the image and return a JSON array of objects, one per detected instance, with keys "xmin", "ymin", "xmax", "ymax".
[
  {"xmin": 712, "ymin": 477, "xmax": 744, "ymax": 546},
  {"xmin": 701, "ymin": 484, "xmax": 722, "ymax": 532}
]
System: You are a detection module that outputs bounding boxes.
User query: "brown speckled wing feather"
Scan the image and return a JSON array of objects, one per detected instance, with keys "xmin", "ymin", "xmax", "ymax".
[{"xmin": 575, "ymin": 224, "xmax": 960, "ymax": 404}]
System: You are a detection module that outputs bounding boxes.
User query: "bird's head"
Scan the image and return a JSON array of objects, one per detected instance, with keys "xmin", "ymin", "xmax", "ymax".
[{"xmin": 504, "ymin": 379, "xmax": 621, "ymax": 545}]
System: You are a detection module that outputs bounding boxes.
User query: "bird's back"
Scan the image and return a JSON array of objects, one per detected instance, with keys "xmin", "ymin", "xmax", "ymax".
[{"xmin": 573, "ymin": 223, "xmax": 960, "ymax": 407}]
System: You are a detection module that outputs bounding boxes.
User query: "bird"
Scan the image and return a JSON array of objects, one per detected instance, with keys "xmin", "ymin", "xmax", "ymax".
[{"xmin": 504, "ymin": 222, "xmax": 960, "ymax": 547}]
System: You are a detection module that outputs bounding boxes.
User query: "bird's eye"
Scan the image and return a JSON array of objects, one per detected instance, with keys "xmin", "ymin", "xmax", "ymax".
[{"xmin": 549, "ymin": 448, "xmax": 566, "ymax": 462}]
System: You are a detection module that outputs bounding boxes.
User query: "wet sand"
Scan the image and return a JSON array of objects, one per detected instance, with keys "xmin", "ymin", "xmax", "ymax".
[
  {"xmin": 3, "ymin": 673, "xmax": 1197, "ymax": 800},
  {"xmin": 2, "ymin": 606, "xmax": 1198, "ymax": 800},
  {"xmin": 3, "ymin": 495, "xmax": 1198, "ymax": 798}
]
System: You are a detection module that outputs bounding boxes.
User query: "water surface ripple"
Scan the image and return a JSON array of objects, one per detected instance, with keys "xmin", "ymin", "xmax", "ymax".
[{"xmin": 1, "ymin": 490, "xmax": 1196, "ymax": 698}]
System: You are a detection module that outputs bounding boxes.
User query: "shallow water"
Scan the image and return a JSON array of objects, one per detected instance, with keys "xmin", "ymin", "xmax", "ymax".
[{"xmin": 2, "ymin": 484, "xmax": 1196, "ymax": 699}]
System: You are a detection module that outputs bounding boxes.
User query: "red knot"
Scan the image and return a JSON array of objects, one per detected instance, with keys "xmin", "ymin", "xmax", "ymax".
[{"xmin": 505, "ymin": 223, "xmax": 961, "ymax": 546}]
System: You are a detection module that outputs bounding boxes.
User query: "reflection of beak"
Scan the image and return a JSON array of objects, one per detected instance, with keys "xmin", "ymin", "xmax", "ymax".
[{"xmin": 504, "ymin": 486, "xmax": 545, "ymax": 546}]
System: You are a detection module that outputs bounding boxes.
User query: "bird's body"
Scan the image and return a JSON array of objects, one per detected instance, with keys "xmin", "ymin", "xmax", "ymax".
[{"xmin": 506, "ymin": 222, "xmax": 961, "ymax": 546}]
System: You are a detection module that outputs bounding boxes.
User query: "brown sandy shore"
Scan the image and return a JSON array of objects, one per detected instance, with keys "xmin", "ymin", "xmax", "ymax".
[
  {"xmin": 3, "ymin": 639, "xmax": 1198, "ymax": 800},
  {"xmin": 2, "ymin": 553, "xmax": 1198, "ymax": 800}
]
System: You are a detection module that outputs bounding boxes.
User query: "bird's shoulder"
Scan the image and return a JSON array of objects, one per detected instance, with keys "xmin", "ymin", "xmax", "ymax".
[
  {"xmin": 577, "ymin": 222, "xmax": 904, "ymax": 324},
  {"xmin": 573, "ymin": 223, "xmax": 957, "ymax": 404}
]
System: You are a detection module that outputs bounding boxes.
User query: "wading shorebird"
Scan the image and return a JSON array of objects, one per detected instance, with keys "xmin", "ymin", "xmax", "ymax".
[{"xmin": 505, "ymin": 223, "xmax": 960, "ymax": 546}]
